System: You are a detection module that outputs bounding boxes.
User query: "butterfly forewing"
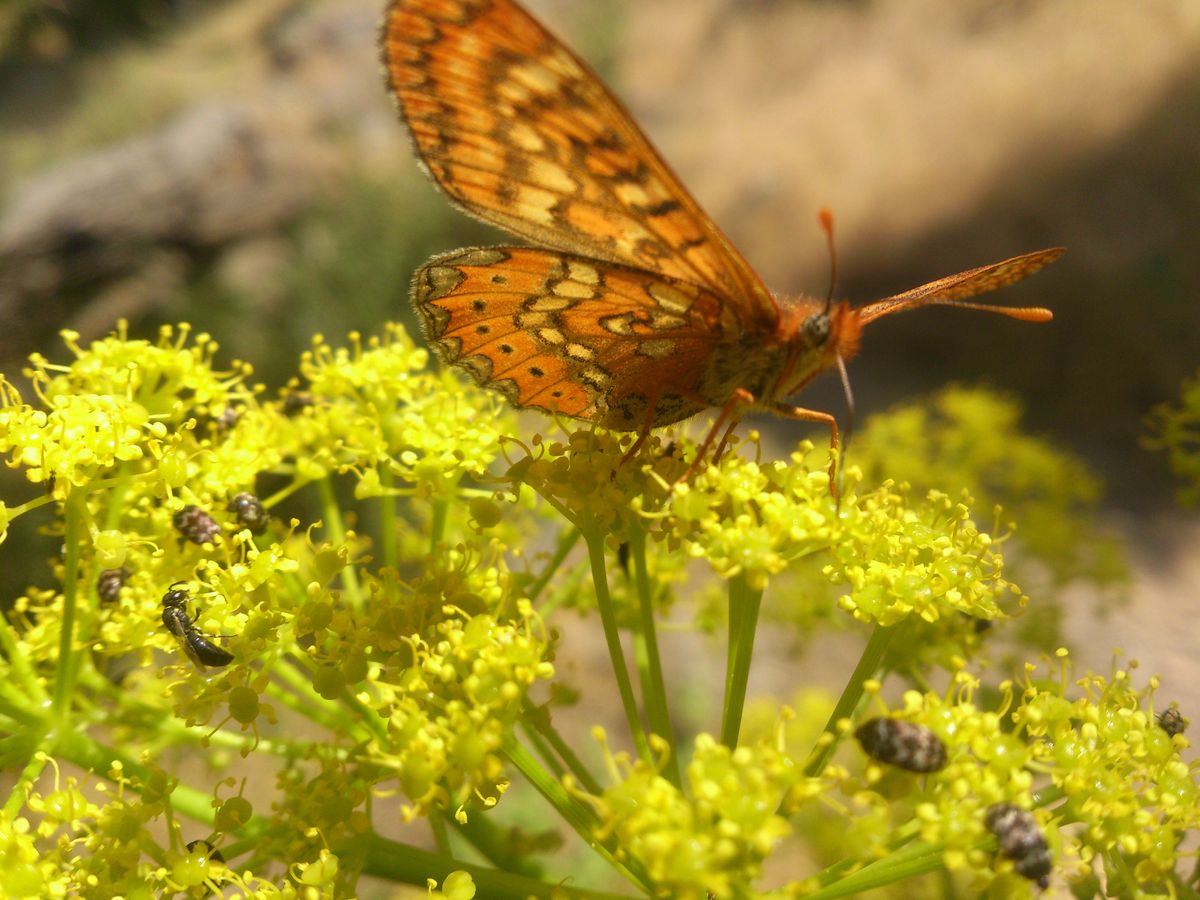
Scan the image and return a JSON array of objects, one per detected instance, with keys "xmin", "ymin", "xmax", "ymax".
[
  {"xmin": 412, "ymin": 247, "xmax": 737, "ymax": 428},
  {"xmin": 381, "ymin": 0, "xmax": 777, "ymax": 324}
]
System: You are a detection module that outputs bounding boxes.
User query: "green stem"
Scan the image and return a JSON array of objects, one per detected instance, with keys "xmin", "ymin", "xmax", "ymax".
[
  {"xmin": 521, "ymin": 698, "xmax": 602, "ymax": 795},
  {"xmin": 719, "ymin": 573, "xmax": 763, "ymax": 748},
  {"xmin": 0, "ymin": 600, "xmax": 46, "ymax": 707},
  {"xmin": 525, "ymin": 526, "xmax": 581, "ymax": 604},
  {"xmin": 503, "ymin": 737, "xmax": 601, "ymax": 846},
  {"xmin": 503, "ymin": 736, "xmax": 650, "ymax": 894},
  {"xmin": 261, "ymin": 668, "xmax": 360, "ymax": 740},
  {"xmin": 272, "ymin": 651, "xmax": 387, "ymax": 743},
  {"xmin": 315, "ymin": 476, "xmax": 364, "ymax": 608},
  {"xmin": 582, "ymin": 528, "xmax": 650, "ymax": 763},
  {"xmin": 804, "ymin": 623, "xmax": 895, "ymax": 777},
  {"xmin": 52, "ymin": 489, "xmax": 86, "ymax": 716},
  {"xmin": 52, "ymin": 727, "xmax": 225, "ymax": 825},
  {"xmin": 261, "ymin": 476, "xmax": 311, "ymax": 510},
  {"xmin": 3, "ymin": 752, "xmax": 49, "ymax": 818},
  {"xmin": 451, "ymin": 812, "xmax": 545, "ymax": 878},
  {"xmin": 804, "ymin": 838, "xmax": 945, "ymax": 899},
  {"xmin": 363, "ymin": 832, "xmax": 636, "ymax": 899},
  {"xmin": 628, "ymin": 525, "xmax": 679, "ymax": 788},
  {"xmin": 811, "ymin": 821, "xmax": 922, "ymax": 886},
  {"xmin": 73, "ymin": 667, "xmax": 328, "ymax": 763},
  {"xmin": 430, "ymin": 494, "xmax": 449, "ymax": 552},
  {"xmin": 380, "ymin": 465, "xmax": 398, "ymax": 572},
  {"xmin": 3, "ymin": 492, "xmax": 55, "ymax": 520},
  {"xmin": 520, "ymin": 717, "xmax": 566, "ymax": 779},
  {"xmin": 101, "ymin": 460, "xmax": 134, "ymax": 530},
  {"xmin": 429, "ymin": 812, "xmax": 452, "ymax": 856}
]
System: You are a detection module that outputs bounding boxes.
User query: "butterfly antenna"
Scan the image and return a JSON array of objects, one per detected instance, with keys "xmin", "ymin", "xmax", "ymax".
[
  {"xmin": 835, "ymin": 353, "xmax": 855, "ymax": 503},
  {"xmin": 818, "ymin": 207, "xmax": 838, "ymax": 316}
]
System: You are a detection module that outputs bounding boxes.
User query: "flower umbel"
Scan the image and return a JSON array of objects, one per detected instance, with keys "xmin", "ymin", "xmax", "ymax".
[{"xmin": 1, "ymin": 323, "xmax": 1194, "ymax": 899}]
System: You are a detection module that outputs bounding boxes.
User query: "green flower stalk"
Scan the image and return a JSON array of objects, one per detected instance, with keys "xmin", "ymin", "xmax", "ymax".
[{"xmin": 0, "ymin": 323, "xmax": 1196, "ymax": 898}]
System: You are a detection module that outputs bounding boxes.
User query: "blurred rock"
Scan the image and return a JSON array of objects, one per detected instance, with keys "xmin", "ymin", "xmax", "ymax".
[
  {"xmin": 0, "ymin": 97, "xmax": 333, "ymax": 358},
  {"xmin": 0, "ymin": 0, "xmax": 381, "ymax": 367},
  {"xmin": 212, "ymin": 234, "xmax": 293, "ymax": 313}
]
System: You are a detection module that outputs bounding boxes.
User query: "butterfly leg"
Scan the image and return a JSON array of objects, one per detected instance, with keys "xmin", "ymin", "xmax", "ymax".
[
  {"xmin": 676, "ymin": 388, "xmax": 754, "ymax": 482},
  {"xmin": 620, "ymin": 431, "xmax": 651, "ymax": 465},
  {"xmin": 771, "ymin": 403, "xmax": 840, "ymax": 495},
  {"xmin": 712, "ymin": 418, "xmax": 741, "ymax": 464},
  {"xmin": 619, "ymin": 395, "xmax": 664, "ymax": 466}
]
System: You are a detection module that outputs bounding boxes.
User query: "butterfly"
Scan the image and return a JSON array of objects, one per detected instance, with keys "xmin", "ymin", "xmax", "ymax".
[{"xmin": 380, "ymin": 0, "xmax": 1062, "ymax": 469}]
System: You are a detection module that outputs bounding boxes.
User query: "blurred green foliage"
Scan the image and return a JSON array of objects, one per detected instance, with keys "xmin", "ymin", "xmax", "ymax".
[
  {"xmin": 181, "ymin": 173, "xmax": 498, "ymax": 389},
  {"xmin": 764, "ymin": 385, "xmax": 1126, "ymax": 661},
  {"xmin": 0, "ymin": 0, "xmax": 204, "ymax": 60},
  {"xmin": 1146, "ymin": 368, "xmax": 1200, "ymax": 507},
  {"xmin": 853, "ymin": 385, "xmax": 1126, "ymax": 590}
]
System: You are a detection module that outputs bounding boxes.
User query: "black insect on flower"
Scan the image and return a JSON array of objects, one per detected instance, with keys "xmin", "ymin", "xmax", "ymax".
[
  {"xmin": 985, "ymin": 802, "xmax": 1052, "ymax": 888},
  {"xmin": 282, "ymin": 390, "xmax": 315, "ymax": 416},
  {"xmin": 161, "ymin": 584, "xmax": 234, "ymax": 668},
  {"xmin": 228, "ymin": 492, "xmax": 269, "ymax": 535},
  {"xmin": 173, "ymin": 505, "xmax": 221, "ymax": 545},
  {"xmin": 616, "ymin": 541, "xmax": 631, "ymax": 575},
  {"xmin": 1158, "ymin": 707, "xmax": 1187, "ymax": 738},
  {"xmin": 969, "ymin": 615, "xmax": 993, "ymax": 634},
  {"xmin": 213, "ymin": 407, "xmax": 240, "ymax": 431},
  {"xmin": 854, "ymin": 717, "xmax": 948, "ymax": 773},
  {"xmin": 97, "ymin": 566, "xmax": 132, "ymax": 603}
]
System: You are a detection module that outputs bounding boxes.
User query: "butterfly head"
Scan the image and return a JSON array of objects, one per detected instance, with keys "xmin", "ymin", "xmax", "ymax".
[
  {"xmin": 791, "ymin": 299, "xmax": 863, "ymax": 363},
  {"xmin": 772, "ymin": 298, "xmax": 863, "ymax": 400},
  {"xmin": 814, "ymin": 301, "xmax": 863, "ymax": 364}
]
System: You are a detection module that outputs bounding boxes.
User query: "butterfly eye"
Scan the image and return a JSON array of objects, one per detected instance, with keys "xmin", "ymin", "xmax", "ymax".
[{"xmin": 802, "ymin": 312, "xmax": 831, "ymax": 346}]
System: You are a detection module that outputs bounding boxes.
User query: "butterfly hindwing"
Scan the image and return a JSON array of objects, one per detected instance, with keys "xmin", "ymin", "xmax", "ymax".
[{"xmin": 412, "ymin": 246, "xmax": 741, "ymax": 429}]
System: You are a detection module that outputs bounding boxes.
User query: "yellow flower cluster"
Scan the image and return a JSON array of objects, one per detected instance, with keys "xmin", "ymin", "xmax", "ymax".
[
  {"xmin": 0, "ymin": 325, "xmax": 248, "ymax": 499},
  {"xmin": 826, "ymin": 487, "xmax": 1021, "ymax": 627},
  {"xmin": 853, "ymin": 385, "xmax": 1123, "ymax": 588},
  {"xmin": 0, "ymin": 324, "xmax": 557, "ymax": 896},
  {"xmin": 295, "ymin": 325, "xmax": 509, "ymax": 490},
  {"xmin": 375, "ymin": 597, "xmax": 555, "ymax": 817},
  {"xmin": 3, "ymin": 320, "xmax": 1194, "ymax": 899},
  {"xmin": 1016, "ymin": 659, "xmax": 1200, "ymax": 887},
  {"xmin": 826, "ymin": 656, "xmax": 1199, "ymax": 894},
  {"xmin": 587, "ymin": 730, "xmax": 807, "ymax": 899}
]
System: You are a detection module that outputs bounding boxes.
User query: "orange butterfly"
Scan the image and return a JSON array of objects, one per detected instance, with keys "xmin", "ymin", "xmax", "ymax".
[{"xmin": 380, "ymin": 0, "xmax": 1062, "ymax": 468}]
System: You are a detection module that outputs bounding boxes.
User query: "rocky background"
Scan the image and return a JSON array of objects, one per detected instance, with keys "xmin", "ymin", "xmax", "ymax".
[{"xmin": 4, "ymin": 0, "xmax": 1198, "ymax": 496}]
